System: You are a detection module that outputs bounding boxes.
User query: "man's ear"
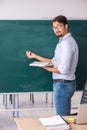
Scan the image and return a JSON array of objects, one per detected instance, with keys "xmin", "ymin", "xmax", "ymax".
[{"xmin": 65, "ymin": 24, "xmax": 68, "ymax": 29}]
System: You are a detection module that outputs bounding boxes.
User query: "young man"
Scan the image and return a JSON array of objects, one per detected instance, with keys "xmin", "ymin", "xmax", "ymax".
[{"xmin": 26, "ymin": 15, "xmax": 79, "ymax": 116}]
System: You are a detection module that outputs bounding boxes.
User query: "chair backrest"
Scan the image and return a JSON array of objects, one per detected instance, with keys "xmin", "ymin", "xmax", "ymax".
[
  {"xmin": 71, "ymin": 81, "xmax": 87, "ymax": 116},
  {"xmin": 80, "ymin": 81, "xmax": 87, "ymax": 104}
]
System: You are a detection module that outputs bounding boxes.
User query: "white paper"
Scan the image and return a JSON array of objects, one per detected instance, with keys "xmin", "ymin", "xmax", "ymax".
[
  {"xmin": 29, "ymin": 61, "xmax": 53, "ymax": 67},
  {"xmin": 39, "ymin": 115, "xmax": 67, "ymax": 126}
]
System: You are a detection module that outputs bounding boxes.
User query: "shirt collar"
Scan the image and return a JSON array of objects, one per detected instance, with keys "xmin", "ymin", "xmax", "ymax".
[{"xmin": 59, "ymin": 33, "xmax": 71, "ymax": 42}]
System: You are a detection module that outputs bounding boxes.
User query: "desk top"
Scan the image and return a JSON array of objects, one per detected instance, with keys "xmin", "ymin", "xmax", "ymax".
[
  {"xmin": 14, "ymin": 118, "xmax": 45, "ymax": 130},
  {"xmin": 14, "ymin": 117, "xmax": 87, "ymax": 130}
]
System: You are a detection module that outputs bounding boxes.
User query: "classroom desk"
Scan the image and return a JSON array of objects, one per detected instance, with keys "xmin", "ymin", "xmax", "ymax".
[
  {"xmin": 14, "ymin": 118, "xmax": 45, "ymax": 130},
  {"xmin": 14, "ymin": 117, "xmax": 87, "ymax": 130}
]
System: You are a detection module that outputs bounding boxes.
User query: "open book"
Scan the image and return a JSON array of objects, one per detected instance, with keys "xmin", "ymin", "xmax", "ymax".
[
  {"xmin": 29, "ymin": 61, "xmax": 53, "ymax": 67},
  {"xmin": 39, "ymin": 115, "xmax": 70, "ymax": 130}
]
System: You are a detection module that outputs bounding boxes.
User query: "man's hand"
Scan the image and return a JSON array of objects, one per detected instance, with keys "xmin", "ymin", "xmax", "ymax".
[{"xmin": 26, "ymin": 51, "xmax": 36, "ymax": 59}]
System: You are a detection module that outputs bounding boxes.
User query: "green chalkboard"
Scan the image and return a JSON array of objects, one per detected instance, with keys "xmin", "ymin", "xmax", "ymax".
[{"xmin": 0, "ymin": 20, "xmax": 87, "ymax": 92}]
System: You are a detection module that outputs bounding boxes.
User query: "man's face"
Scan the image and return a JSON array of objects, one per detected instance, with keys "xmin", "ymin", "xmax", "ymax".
[{"xmin": 52, "ymin": 21, "xmax": 68, "ymax": 38}]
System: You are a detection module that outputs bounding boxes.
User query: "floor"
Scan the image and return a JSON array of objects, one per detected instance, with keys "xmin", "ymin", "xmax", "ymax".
[{"xmin": 0, "ymin": 91, "xmax": 82, "ymax": 130}]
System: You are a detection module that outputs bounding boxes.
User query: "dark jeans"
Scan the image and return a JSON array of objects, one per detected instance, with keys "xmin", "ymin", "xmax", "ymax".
[{"xmin": 53, "ymin": 80, "xmax": 76, "ymax": 116}]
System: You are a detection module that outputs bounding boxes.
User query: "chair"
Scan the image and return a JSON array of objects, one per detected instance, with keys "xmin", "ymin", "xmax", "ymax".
[
  {"xmin": 71, "ymin": 81, "xmax": 87, "ymax": 115},
  {"xmin": 80, "ymin": 81, "xmax": 87, "ymax": 104}
]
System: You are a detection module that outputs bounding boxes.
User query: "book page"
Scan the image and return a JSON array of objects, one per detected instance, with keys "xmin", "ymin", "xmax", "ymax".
[
  {"xmin": 39, "ymin": 115, "xmax": 67, "ymax": 126},
  {"xmin": 29, "ymin": 61, "xmax": 53, "ymax": 67}
]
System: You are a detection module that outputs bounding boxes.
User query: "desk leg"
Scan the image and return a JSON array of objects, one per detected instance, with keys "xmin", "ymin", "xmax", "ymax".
[
  {"xmin": 12, "ymin": 94, "xmax": 19, "ymax": 117},
  {"xmin": 45, "ymin": 93, "xmax": 48, "ymax": 103},
  {"xmin": 9, "ymin": 94, "xmax": 13, "ymax": 104},
  {"xmin": 30, "ymin": 93, "xmax": 34, "ymax": 104},
  {"xmin": 51, "ymin": 92, "xmax": 53, "ymax": 107},
  {"xmin": 3, "ymin": 94, "xmax": 7, "ymax": 109},
  {"xmin": 45, "ymin": 92, "xmax": 53, "ymax": 107}
]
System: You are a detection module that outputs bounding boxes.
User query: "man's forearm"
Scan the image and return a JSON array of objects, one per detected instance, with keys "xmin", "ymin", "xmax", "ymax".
[
  {"xmin": 35, "ymin": 54, "xmax": 51, "ymax": 63},
  {"xmin": 43, "ymin": 66, "xmax": 61, "ymax": 74},
  {"xmin": 26, "ymin": 51, "xmax": 51, "ymax": 63}
]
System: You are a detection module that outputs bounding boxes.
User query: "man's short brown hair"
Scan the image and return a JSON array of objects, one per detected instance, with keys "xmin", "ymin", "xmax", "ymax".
[{"xmin": 52, "ymin": 15, "xmax": 68, "ymax": 25}]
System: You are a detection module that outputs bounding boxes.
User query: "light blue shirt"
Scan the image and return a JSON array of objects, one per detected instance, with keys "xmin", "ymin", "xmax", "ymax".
[{"xmin": 52, "ymin": 33, "xmax": 79, "ymax": 80}]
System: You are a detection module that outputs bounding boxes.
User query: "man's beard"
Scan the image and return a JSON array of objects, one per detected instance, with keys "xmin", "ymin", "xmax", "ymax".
[
  {"xmin": 58, "ymin": 34, "xmax": 63, "ymax": 38},
  {"xmin": 56, "ymin": 32, "xmax": 63, "ymax": 38}
]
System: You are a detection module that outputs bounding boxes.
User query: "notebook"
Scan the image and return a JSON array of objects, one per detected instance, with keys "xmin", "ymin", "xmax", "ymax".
[
  {"xmin": 76, "ymin": 104, "xmax": 87, "ymax": 124},
  {"xmin": 39, "ymin": 115, "xmax": 70, "ymax": 130},
  {"xmin": 29, "ymin": 61, "xmax": 53, "ymax": 67}
]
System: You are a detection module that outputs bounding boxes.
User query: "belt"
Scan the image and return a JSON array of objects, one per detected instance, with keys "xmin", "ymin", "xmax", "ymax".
[{"xmin": 53, "ymin": 79, "xmax": 75, "ymax": 83}]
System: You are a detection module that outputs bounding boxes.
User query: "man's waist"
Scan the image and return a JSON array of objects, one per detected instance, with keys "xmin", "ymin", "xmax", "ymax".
[{"xmin": 53, "ymin": 79, "xmax": 75, "ymax": 83}]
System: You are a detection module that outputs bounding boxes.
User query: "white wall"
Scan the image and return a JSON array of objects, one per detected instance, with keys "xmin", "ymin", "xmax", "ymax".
[{"xmin": 0, "ymin": 0, "xmax": 87, "ymax": 20}]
